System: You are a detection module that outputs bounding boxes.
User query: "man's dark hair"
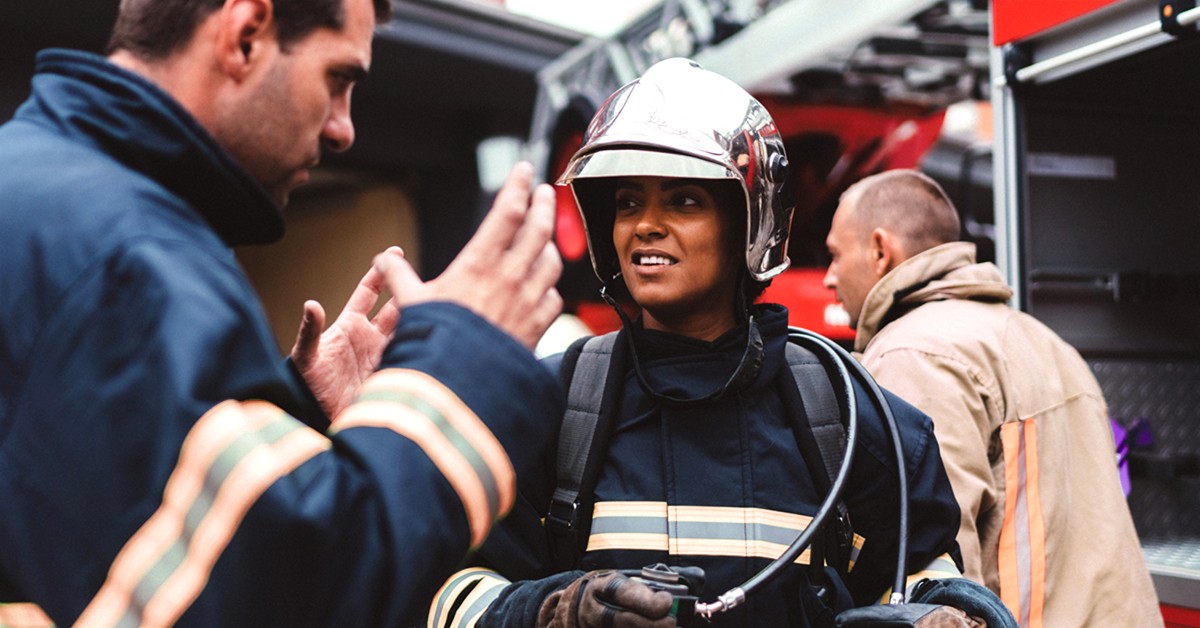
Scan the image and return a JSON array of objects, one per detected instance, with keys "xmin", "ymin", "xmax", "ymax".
[{"xmin": 107, "ymin": 0, "xmax": 393, "ymax": 59}]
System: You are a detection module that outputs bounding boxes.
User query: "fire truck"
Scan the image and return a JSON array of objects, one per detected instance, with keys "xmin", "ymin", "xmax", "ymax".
[
  {"xmin": 991, "ymin": 0, "xmax": 1200, "ymax": 624},
  {"xmin": 530, "ymin": 0, "xmax": 1200, "ymax": 624}
]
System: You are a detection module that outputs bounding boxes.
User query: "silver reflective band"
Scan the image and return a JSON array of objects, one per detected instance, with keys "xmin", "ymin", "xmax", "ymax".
[{"xmin": 561, "ymin": 149, "xmax": 736, "ymax": 182}]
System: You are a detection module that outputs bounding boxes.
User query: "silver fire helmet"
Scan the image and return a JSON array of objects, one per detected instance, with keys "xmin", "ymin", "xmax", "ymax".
[{"xmin": 557, "ymin": 57, "xmax": 794, "ymax": 286}]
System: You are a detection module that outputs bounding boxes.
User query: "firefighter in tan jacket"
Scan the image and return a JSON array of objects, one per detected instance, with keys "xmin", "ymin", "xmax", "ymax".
[{"xmin": 823, "ymin": 169, "xmax": 1161, "ymax": 628}]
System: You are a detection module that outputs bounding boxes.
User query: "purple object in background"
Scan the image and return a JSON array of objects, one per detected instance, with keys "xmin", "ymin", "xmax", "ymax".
[
  {"xmin": 1111, "ymin": 416, "xmax": 1152, "ymax": 498},
  {"xmin": 1112, "ymin": 419, "xmax": 1132, "ymax": 497}
]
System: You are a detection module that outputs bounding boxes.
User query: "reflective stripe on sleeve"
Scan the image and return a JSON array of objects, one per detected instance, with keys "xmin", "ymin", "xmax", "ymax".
[
  {"xmin": 333, "ymin": 368, "xmax": 516, "ymax": 549},
  {"xmin": 875, "ymin": 553, "xmax": 964, "ymax": 603},
  {"xmin": 427, "ymin": 568, "xmax": 511, "ymax": 628},
  {"xmin": 585, "ymin": 501, "xmax": 865, "ymax": 567},
  {"xmin": 75, "ymin": 400, "xmax": 330, "ymax": 627},
  {"xmin": 998, "ymin": 419, "xmax": 1046, "ymax": 628},
  {"xmin": 910, "ymin": 553, "xmax": 964, "ymax": 580}
]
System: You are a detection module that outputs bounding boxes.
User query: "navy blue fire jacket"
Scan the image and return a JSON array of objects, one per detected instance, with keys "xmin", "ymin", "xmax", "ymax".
[
  {"xmin": 427, "ymin": 305, "xmax": 963, "ymax": 627},
  {"xmin": 0, "ymin": 50, "xmax": 562, "ymax": 626}
]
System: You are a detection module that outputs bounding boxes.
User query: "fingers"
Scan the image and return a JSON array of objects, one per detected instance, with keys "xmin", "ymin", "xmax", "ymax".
[
  {"xmin": 342, "ymin": 246, "xmax": 400, "ymax": 318},
  {"xmin": 289, "ymin": 300, "xmax": 326, "ymax": 364},
  {"xmin": 601, "ymin": 575, "xmax": 674, "ymax": 619},
  {"xmin": 459, "ymin": 162, "xmax": 536, "ymax": 261},
  {"xmin": 607, "ymin": 607, "xmax": 677, "ymax": 628},
  {"xmin": 509, "ymin": 243, "xmax": 564, "ymax": 349},
  {"xmin": 373, "ymin": 249, "xmax": 429, "ymax": 308},
  {"xmin": 365, "ymin": 247, "xmax": 403, "ymax": 335},
  {"xmin": 585, "ymin": 574, "xmax": 676, "ymax": 628},
  {"xmin": 531, "ymin": 287, "xmax": 564, "ymax": 342},
  {"xmin": 499, "ymin": 182, "xmax": 557, "ymax": 275},
  {"xmin": 372, "ymin": 298, "xmax": 401, "ymax": 337}
]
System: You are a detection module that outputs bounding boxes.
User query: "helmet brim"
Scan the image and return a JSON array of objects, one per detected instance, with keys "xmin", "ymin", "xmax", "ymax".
[{"xmin": 558, "ymin": 148, "xmax": 736, "ymax": 184}]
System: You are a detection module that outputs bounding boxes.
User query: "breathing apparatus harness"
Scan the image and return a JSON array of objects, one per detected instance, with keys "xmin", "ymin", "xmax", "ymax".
[{"xmin": 547, "ymin": 285, "xmax": 912, "ymax": 624}]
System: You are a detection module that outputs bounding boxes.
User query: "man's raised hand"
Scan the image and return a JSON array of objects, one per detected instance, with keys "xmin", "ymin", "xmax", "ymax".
[
  {"xmin": 290, "ymin": 253, "xmax": 401, "ymax": 419},
  {"xmin": 373, "ymin": 162, "xmax": 563, "ymax": 350}
]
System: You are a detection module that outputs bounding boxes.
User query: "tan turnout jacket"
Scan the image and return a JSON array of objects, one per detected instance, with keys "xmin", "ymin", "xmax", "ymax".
[{"xmin": 855, "ymin": 242, "xmax": 1161, "ymax": 628}]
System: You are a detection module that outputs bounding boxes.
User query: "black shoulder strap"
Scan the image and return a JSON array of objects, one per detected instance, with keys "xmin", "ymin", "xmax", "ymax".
[
  {"xmin": 783, "ymin": 342, "xmax": 846, "ymax": 491},
  {"xmin": 780, "ymin": 339, "xmax": 855, "ymax": 576},
  {"xmin": 545, "ymin": 332, "xmax": 619, "ymax": 570}
]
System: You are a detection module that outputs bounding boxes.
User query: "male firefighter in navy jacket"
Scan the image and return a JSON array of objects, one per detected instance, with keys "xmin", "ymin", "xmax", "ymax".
[{"xmin": 0, "ymin": 0, "xmax": 564, "ymax": 625}]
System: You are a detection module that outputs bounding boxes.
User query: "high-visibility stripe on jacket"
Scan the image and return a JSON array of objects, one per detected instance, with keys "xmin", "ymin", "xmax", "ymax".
[
  {"xmin": 876, "ymin": 553, "xmax": 964, "ymax": 603},
  {"xmin": 77, "ymin": 401, "xmax": 332, "ymax": 627},
  {"xmin": 427, "ymin": 569, "xmax": 512, "ymax": 628},
  {"xmin": 585, "ymin": 501, "xmax": 865, "ymax": 569},
  {"xmin": 0, "ymin": 49, "xmax": 562, "ymax": 627},
  {"xmin": 336, "ymin": 369, "xmax": 517, "ymax": 549},
  {"xmin": 997, "ymin": 419, "xmax": 1047, "ymax": 628}
]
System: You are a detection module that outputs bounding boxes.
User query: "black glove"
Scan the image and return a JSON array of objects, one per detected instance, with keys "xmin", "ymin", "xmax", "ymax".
[
  {"xmin": 835, "ymin": 578, "xmax": 1016, "ymax": 628},
  {"xmin": 537, "ymin": 570, "xmax": 676, "ymax": 628}
]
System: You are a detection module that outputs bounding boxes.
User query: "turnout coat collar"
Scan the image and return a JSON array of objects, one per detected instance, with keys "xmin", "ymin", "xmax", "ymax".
[
  {"xmin": 854, "ymin": 242, "xmax": 1011, "ymax": 352},
  {"xmin": 22, "ymin": 49, "xmax": 284, "ymax": 246}
]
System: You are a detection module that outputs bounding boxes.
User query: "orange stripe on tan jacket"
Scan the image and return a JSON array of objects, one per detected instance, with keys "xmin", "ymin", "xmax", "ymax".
[{"xmin": 997, "ymin": 419, "xmax": 1046, "ymax": 628}]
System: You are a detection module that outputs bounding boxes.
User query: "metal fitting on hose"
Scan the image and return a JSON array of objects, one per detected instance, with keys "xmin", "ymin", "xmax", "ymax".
[{"xmin": 695, "ymin": 588, "xmax": 746, "ymax": 619}]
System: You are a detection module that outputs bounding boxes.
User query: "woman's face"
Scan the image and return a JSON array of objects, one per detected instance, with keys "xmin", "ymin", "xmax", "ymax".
[{"xmin": 611, "ymin": 176, "xmax": 742, "ymax": 338}]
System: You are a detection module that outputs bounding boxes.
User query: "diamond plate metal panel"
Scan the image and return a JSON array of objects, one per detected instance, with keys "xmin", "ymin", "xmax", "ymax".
[{"xmin": 1091, "ymin": 359, "xmax": 1200, "ymax": 542}]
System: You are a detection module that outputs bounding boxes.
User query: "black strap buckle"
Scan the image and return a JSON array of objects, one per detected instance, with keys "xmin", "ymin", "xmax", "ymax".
[
  {"xmin": 546, "ymin": 498, "xmax": 580, "ymax": 530},
  {"xmin": 834, "ymin": 504, "xmax": 854, "ymax": 571}
]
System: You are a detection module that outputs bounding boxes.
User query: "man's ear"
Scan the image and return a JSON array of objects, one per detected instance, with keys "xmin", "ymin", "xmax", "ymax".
[
  {"xmin": 869, "ymin": 227, "xmax": 904, "ymax": 277},
  {"xmin": 215, "ymin": 0, "xmax": 275, "ymax": 80}
]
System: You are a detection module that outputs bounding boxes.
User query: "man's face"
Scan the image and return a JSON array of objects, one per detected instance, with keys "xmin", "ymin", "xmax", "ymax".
[
  {"xmin": 217, "ymin": 0, "xmax": 375, "ymax": 207},
  {"xmin": 823, "ymin": 199, "xmax": 879, "ymax": 329}
]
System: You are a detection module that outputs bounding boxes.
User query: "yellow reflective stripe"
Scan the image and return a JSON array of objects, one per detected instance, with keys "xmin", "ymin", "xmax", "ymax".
[
  {"xmin": 671, "ymin": 505, "xmax": 812, "ymax": 527},
  {"xmin": 916, "ymin": 554, "xmax": 963, "ymax": 579},
  {"xmin": 454, "ymin": 573, "xmax": 510, "ymax": 628},
  {"xmin": 673, "ymin": 538, "xmax": 817, "ymax": 564},
  {"xmin": 672, "ymin": 505, "xmax": 864, "ymax": 553},
  {"xmin": 335, "ymin": 369, "xmax": 515, "ymax": 548},
  {"xmin": 847, "ymin": 541, "xmax": 862, "ymax": 573},
  {"xmin": 876, "ymin": 554, "xmax": 964, "ymax": 603},
  {"xmin": 594, "ymin": 501, "xmax": 667, "ymax": 518},
  {"xmin": 588, "ymin": 533, "xmax": 671, "ymax": 552},
  {"xmin": 351, "ymin": 370, "xmax": 514, "ymax": 506},
  {"xmin": 590, "ymin": 530, "xmax": 819, "ymax": 564},
  {"xmin": 76, "ymin": 401, "xmax": 329, "ymax": 627},
  {"xmin": 427, "ymin": 568, "xmax": 510, "ymax": 628},
  {"xmin": 0, "ymin": 603, "xmax": 54, "ymax": 627},
  {"xmin": 585, "ymin": 501, "xmax": 865, "ymax": 566}
]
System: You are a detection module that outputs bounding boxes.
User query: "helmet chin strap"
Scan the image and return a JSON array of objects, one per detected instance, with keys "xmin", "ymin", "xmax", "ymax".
[{"xmin": 600, "ymin": 273, "xmax": 763, "ymax": 407}]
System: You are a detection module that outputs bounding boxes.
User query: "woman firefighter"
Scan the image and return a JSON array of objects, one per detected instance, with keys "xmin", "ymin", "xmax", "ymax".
[{"xmin": 427, "ymin": 58, "xmax": 1013, "ymax": 628}]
